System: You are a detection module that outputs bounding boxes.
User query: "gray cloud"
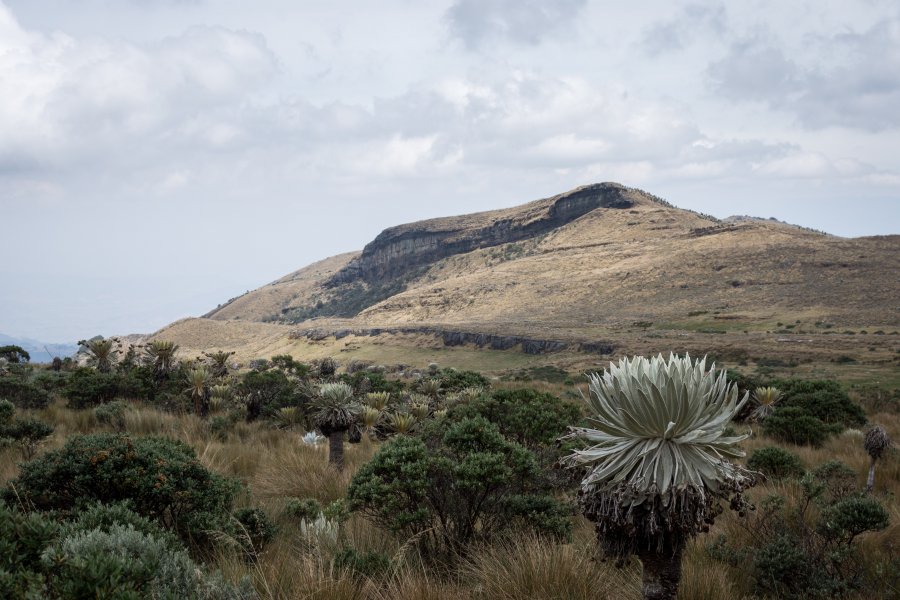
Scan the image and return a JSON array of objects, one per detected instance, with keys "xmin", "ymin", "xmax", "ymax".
[
  {"xmin": 708, "ymin": 18, "xmax": 900, "ymax": 131},
  {"xmin": 445, "ymin": 0, "xmax": 586, "ymax": 49},
  {"xmin": 640, "ymin": 3, "xmax": 727, "ymax": 56}
]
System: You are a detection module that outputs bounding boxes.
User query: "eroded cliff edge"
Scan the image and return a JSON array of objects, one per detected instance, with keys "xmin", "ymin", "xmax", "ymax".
[{"xmin": 327, "ymin": 182, "xmax": 639, "ymax": 286}]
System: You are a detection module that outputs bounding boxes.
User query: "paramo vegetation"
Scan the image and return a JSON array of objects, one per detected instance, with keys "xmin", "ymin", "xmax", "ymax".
[{"xmin": 0, "ymin": 340, "xmax": 897, "ymax": 599}]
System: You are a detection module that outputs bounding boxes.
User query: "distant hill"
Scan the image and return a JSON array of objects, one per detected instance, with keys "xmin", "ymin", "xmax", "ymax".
[
  {"xmin": 0, "ymin": 333, "xmax": 79, "ymax": 361},
  {"xmin": 149, "ymin": 182, "xmax": 898, "ymax": 370}
]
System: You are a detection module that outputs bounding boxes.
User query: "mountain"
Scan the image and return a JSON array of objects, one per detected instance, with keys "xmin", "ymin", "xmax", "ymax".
[
  {"xmin": 0, "ymin": 333, "xmax": 79, "ymax": 361},
  {"xmin": 153, "ymin": 183, "xmax": 899, "ymax": 372}
]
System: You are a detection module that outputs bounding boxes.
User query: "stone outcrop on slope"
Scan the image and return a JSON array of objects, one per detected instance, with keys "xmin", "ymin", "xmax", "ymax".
[{"xmin": 327, "ymin": 182, "xmax": 639, "ymax": 285}]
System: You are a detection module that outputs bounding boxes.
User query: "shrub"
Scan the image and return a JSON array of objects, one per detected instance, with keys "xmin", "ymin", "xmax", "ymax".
[
  {"xmin": 284, "ymin": 498, "xmax": 321, "ymax": 521},
  {"xmin": 333, "ymin": 547, "xmax": 391, "ymax": 578},
  {"xmin": 709, "ymin": 474, "xmax": 891, "ymax": 599},
  {"xmin": 231, "ymin": 508, "xmax": 277, "ymax": 559},
  {"xmin": 819, "ymin": 496, "xmax": 889, "ymax": 542},
  {"xmin": 43, "ymin": 523, "xmax": 257, "ymax": 600},
  {"xmin": 62, "ymin": 368, "xmax": 120, "ymax": 409},
  {"xmin": 812, "ymin": 460, "xmax": 858, "ymax": 502},
  {"xmin": 93, "ymin": 400, "xmax": 129, "ymax": 431},
  {"xmin": 209, "ymin": 413, "xmax": 241, "ymax": 442},
  {"xmin": 347, "ymin": 417, "xmax": 570, "ymax": 561},
  {"xmin": 240, "ymin": 369, "xmax": 303, "ymax": 422},
  {"xmin": 747, "ymin": 447, "xmax": 805, "ymax": 480},
  {"xmin": 0, "ymin": 375, "xmax": 51, "ymax": 409},
  {"xmin": 438, "ymin": 368, "xmax": 490, "ymax": 393},
  {"xmin": 4, "ymin": 433, "xmax": 239, "ymax": 550},
  {"xmin": 449, "ymin": 388, "xmax": 580, "ymax": 447},
  {"xmin": 775, "ymin": 379, "xmax": 866, "ymax": 429},
  {"xmin": 764, "ymin": 406, "xmax": 836, "ymax": 447},
  {"xmin": 0, "ymin": 418, "xmax": 54, "ymax": 460}
]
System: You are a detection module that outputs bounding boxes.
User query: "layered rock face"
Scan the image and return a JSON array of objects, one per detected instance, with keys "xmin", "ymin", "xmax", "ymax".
[{"xmin": 328, "ymin": 182, "xmax": 636, "ymax": 285}]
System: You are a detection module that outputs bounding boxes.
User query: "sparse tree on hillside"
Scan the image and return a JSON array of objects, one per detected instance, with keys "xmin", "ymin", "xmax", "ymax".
[
  {"xmin": 312, "ymin": 382, "xmax": 359, "ymax": 471},
  {"xmin": 564, "ymin": 354, "xmax": 755, "ymax": 600}
]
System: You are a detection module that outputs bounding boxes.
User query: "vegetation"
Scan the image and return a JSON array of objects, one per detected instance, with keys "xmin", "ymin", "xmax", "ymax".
[
  {"xmin": 347, "ymin": 416, "xmax": 570, "ymax": 561},
  {"xmin": 0, "ymin": 344, "xmax": 896, "ymax": 599},
  {"xmin": 564, "ymin": 354, "xmax": 755, "ymax": 600},
  {"xmin": 747, "ymin": 446, "xmax": 805, "ymax": 480}
]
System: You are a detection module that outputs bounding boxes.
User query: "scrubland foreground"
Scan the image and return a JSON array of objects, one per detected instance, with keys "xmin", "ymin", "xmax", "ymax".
[{"xmin": 0, "ymin": 343, "xmax": 898, "ymax": 599}]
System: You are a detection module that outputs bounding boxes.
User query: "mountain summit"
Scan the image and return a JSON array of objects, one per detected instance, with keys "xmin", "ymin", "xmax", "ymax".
[{"xmin": 168, "ymin": 183, "xmax": 899, "ymax": 365}]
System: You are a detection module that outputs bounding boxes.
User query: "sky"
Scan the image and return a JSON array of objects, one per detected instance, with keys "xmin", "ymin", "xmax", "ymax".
[{"xmin": 1, "ymin": 0, "xmax": 899, "ymax": 343}]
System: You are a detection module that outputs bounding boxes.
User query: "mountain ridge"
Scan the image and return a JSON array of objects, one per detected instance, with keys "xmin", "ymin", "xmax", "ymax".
[{"xmin": 174, "ymin": 183, "xmax": 898, "ymax": 369}]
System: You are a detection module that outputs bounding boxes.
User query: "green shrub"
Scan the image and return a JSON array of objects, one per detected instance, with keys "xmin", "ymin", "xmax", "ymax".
[
  {"xmin": 764, "ymin": 407, "xmax": 836, "ymax": 447},
  {"xmin": 775, "ymin": 379, "xmax": 866, "ymax": 429},
  {"xmin": 0, "ymin": 503, "xmax": 255, "ymax": 600},
  {"xmin": 438, "ymin": 368, "xmax": 490, "ymax": 393},
  {"xmin": 0, "ymin": 375, "xmax": 51, "ymax": 409},
  {"xmin": 240, "ymin": 369, "xmax": 303, "ymax": 422},
  {"xmin": 62, "ymin": 368, "xmax": 120, "ymax": 409},
  {"xmin": 284, "ymin": 498, "xmax": 321, "ymax": 521},
  {"xmin": 333, "ymin": 547, "xmax": 391, "ymax": 578},
  {"xmin": 94, "ymin": 400, "xmax": 129, "ymax": 431},
  {"xmin": 812, "ymin": 461, "xmax": 858, "ymax": 502},
  {"xmin": 231, "ymin": 508, "xmax": 277, "ymax": 558},
  {"xmin": 44, "ymin": 523, "xmax": 257, "ymax": 600},
  {"xmin": 819, "ymin": 497, "xmax": 889, "ymax": 542},
  {"xmin": 347, "ymin": 417, "xmax": 571, "ymax": 561},
  {"xmin": 209, "ymin": 413, "xmax": 241, "ymax": 441},
  {"xmin": 3, "ymin": 433, "xmax": 239, "ymax": 550},
  {"xmin": 0, "ymin": 418, "xmax": 54, "ymax": 459},
  {"xmin": 747, "ymin": 447, "xmax": 805, "ymax": 480},
  {"xmin": 449, "ymin": 388, "xmax": 580, "ymax": 447},
  {"xmin": 709, "ymin": 471, "xmax": 892, "ymax": 599}
]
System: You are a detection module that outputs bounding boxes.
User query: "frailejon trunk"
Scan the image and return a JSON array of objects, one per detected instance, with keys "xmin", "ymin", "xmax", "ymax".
[
  {"xmin": 636, "ymin": 541, "xmax": 684, "ymax": 600},
  {"xmin": 329, "ymin": 430, "xmax": 345, "ymax": 471},
  {"xmin": 867, "ymin": 457, "xmax": 876, "ymax": 494}
]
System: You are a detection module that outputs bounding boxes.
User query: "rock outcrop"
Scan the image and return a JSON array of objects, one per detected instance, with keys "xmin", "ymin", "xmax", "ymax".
[
  {"xmin": 290, "ymin": 325, "xmax": 616, "ymax": 356},
  {"xmin": 327, "ymin": 182, "xmax": 638, "ymax": 285}
]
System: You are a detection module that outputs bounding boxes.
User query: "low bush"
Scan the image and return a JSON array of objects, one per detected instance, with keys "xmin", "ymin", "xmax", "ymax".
[
  {"xmin": 3, "ymin": 433, "xmax": 239, "ymax": 550},
  {"xmin": 93, "ymin": 400, "xmax": 129, "ymax": 431},
  {"xmin": 709, "ymin": 470, "xmax": 890, "ymax": 599},
  {"xmin": 764, "ymin": 407, "xmax": 836, "ymax": 447},
  {"xmin": 747, "ymin": 447, "xmax": 805, "ymax": 480},
  {"xmin": 347, "ymin": 417, "xmax": 571, "ymax": 561},
  {"xmin": 449, "ymin": 388, "xmax": 580, "ymax": 447},
  {"xmin": 232, "ymin": 508, "xmax": 278, "ymax": 559},
  {"xmin": 332, "ymin": 547, "xmax": 392, "ymax": 578},
  {"xmin": 0, "ymin": 374, "xmax": 51, "ymax": 409},
  {"xmin": 774, "ymin": 379, "xmax": 866, "ymax": 429},
  {"xmin": 438, "ymin": 368, "xmax": 490, "ymax": 393},
  {"xmin": 62, "ymin": 368, "xmax": 120, "ymax": 409}
]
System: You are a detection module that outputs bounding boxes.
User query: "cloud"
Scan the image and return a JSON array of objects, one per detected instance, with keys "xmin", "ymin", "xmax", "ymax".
[
  {"xmin": 445, "ymin": 0, "xmax": 586, "ymax": 49},
  {"xmin": 640, "ymin": 3, "xmax": 727, "ymax": 56},
  {"xmin": 707, "ymin": 18, "xmax": 900, "ymax": 131},
  {"xmin": 0, "ymin": 5, "xmax": 277, "ymax": 177}
]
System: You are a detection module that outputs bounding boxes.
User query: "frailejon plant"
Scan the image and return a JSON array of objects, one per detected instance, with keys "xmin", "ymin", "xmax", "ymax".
[
  {"xmin": 312, "ymin": 383, "xmax": 359, "ymax": 471},
  {"xmin": 750, "ymin": 386, "xmax": 782, "ymax": 422},
  {"xmin": 864, "ymin": 425, "xmax": 891, "ymax": 494},
  {"xmin": 564, "ymin": 353, "xmax": 755, "ymax": 600}
]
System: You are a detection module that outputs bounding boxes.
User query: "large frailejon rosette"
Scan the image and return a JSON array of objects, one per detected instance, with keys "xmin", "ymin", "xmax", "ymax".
[{"xmin": 564, "ymin": 353, "xmax": 755, "ymax": 556}]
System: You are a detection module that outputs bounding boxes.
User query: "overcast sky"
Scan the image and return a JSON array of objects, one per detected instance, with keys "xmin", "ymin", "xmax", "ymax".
[{"xmin": 2, "ymin": 0, "xmax": 899, "ymax": 342}]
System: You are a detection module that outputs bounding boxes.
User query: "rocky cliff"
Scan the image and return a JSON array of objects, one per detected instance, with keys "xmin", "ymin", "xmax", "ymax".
[{"xmin": 327, "ymin": 182, "xmax": 639, "ymax": 285}]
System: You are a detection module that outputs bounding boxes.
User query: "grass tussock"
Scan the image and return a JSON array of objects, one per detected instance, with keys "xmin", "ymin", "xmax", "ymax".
[{"xmin": 462, "ymin": 533, "xmax": 641, "ymax": 600}]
